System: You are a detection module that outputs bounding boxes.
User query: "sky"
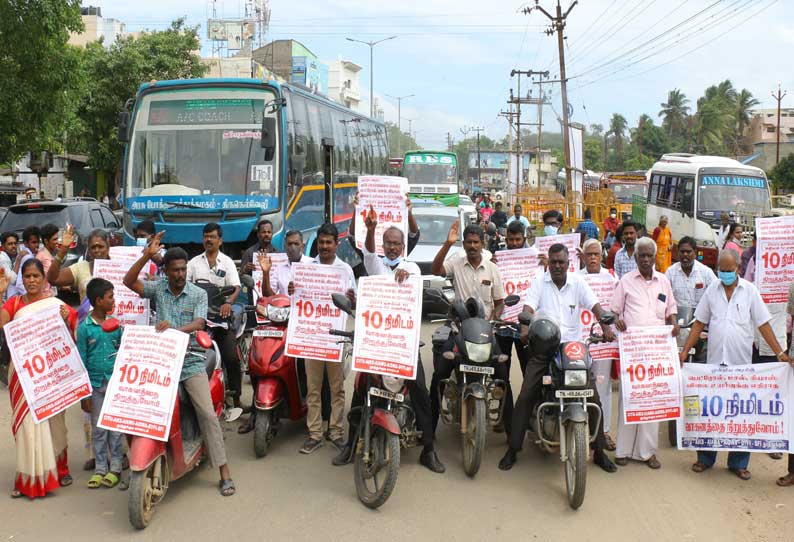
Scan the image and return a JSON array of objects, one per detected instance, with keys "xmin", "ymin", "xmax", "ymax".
[{"xmin": 94, "ymin": 0, "xmax": 792, "ymax": 150}]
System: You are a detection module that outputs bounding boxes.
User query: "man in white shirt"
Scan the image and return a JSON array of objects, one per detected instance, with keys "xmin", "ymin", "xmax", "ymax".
[
  {"xmin": 679, "ymin": 248, "xmax": 789, "ymax": 481},
  {"xmin": 665, "ymin": 236, "xmax": 716, "ymax": 311},
  {"xmin": 187, "ymin": 223, "xmax": 243, "ymax": 408},
  {"xmin": 499, "ymin": 243, "xmax": 617, "ymax": 472},
  {"xmin": 716, "ymin": 212, "xmax": 734, "ymax": 249},
  {"xmin": 332, "ymin": 209, "xmax": 445, "ymax": 472},
  {"xmin": 0, "ymin": 232, "xmax": 19, "ymax": 301},
  {"xmin": 259, "ymin": 230, "xmax": 313, "ymax": 297}
]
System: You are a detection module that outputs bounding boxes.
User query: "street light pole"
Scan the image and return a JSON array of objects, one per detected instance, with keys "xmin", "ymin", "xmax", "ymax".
[
  {"xmin": 386, "ymin": 93, "xmax": 414, "ymax": 156},
  {"xmin": 346, "ymin": 35, "xmax": 397, "ymax": 118}
]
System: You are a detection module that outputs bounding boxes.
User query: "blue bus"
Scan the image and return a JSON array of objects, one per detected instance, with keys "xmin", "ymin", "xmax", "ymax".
[{"xmin": 118, "ymin": 78, "xmax": 389, "ymax": 263}]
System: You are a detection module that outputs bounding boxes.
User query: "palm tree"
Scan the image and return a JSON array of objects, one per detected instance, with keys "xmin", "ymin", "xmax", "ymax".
[
  {"xmin": 659, "ymin": 89, "xmax": 690, "ymax": 137},
  {"xmin": 609, "ymin": 113, "xmax": 628, "ymax": 165},
  {"xmin": 735, "ymin": 88, "xmax": 759, "ymax": 154}
]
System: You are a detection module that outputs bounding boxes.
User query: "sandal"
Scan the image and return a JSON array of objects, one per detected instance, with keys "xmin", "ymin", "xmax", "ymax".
[
  {"xmin": 604, "ymin": 434, "xmax": 617, "ymax": 452},
  {"xmin": 87, "ymin": 474, "xmax": 104, "ymax": 489},
  {"xmin": 237, "ymin": 417, "xmax": 254, "ymax": 434},
  {"xmin": 691, "ymin": 462, "xmax": 710, "ymax": 473},
  {"xmin": 60, "ymin": 474, "xmax": 73, "ymax": 487},
  {"xmin": 614, "ymin": 457, "xmax": 629, "ymax": 466},
  {"xmin": 101, "ymin": 472, "xmax": 121, "ymax": 488},
  {"xmin": 10, "ymin": 489, "xmax": 23, "ymax": 499},
  {"xmin": 646, "ymin": 456, "xmax": 661, "ymax": 469},
  {"xmin": 730, "ymin": 468, "xmax": 751, "ymax": 481},
  {"xmin": 219, "ymin": 479, "xmax": 236, "ymax": 497},
  {"xmin": 777, "ymin": 472, "xmax": 794, "ymax": 487}
]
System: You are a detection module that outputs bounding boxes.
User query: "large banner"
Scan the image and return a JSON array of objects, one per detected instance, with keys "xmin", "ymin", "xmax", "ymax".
[
  {"xmin": 93, "ymin": 259, "xmax": 150, "ymax": 326},
  {"xmin": 352, "ymin": 275, "xmax": 422, "ymax": 379},
  {"xmin": 618, "ymin": 325, "xmax": 682, "ymax": 424},
  {"xmin": 6, "ymin": 304, "xmax": 91, "ymax": 423},
  {"xmin": 251, "ymin": 252, "xmax": 289, "ymax": 296},
  {"xmin": 535, "ymin": 233, "xmax": 580, "ymax": 273},
  {"xmin": 495, "ymin": 247, "xmax": 541, "ymax": 323},
  {"xmin": 355, "ymin": 176, "xmax": 408, "ymax": 257},
  {"xmin": 285, "ymin": 263, "xmax": 349, "ymax": 362},
  {"xmin": 755, "ymin": 215, "xmax": 794, "ymax": 304},
  {"xmin": 580, "ymin": 272, "xmax": 619, "ymax": 361},
  {"xmin": 678, "ymin": 363, "xmax": 794, "ymax": 453},
  {"xmin": 97, "ymin": 326, "xmax": 188, "ymax": 441}
]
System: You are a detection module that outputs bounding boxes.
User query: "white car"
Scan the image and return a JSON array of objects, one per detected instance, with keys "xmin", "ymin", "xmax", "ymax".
[{"xmin": 458, "ymin": 194, "xmax": 477, "ymax": 224}]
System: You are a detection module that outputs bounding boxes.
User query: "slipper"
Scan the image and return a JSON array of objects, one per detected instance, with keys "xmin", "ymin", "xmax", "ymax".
[
  {"xmin": 118, "ymin": 471, "xmax": 130, "ymax": 491},
  {"xmin": 87, "ymin": 474, "xmax": 104, "ymax": 489},
  {"xmin": 730, "ymin": 468, "xmax": 751, "ymax": 481},
  {"xmin": 60, "ymin": 474, "xmax": 73, "ymax": 487},
  {"xmin": 219, "ymin": 479, "xmax": 236, "ymax": 497},
  {"xmin": 691, "ymin": 462, "xmax": 710, "ymax": 473},
  {"xmin": 604, "ymin": 434, "xmax": 617, "ymax": 452},
  {"xmin": 10, "ymin": 489, "xmax": 23, "ymax": 499},
  {"xmin": 83, "ymin": 459, "xmax": 95, "ymax": 471},
  {"xmin": 777, "ymin": 473, "xmax": 794, "ymax": 487},
  {"xmin": 646, "ymin": 456, "xmax": 661, "ymax": 469},
  {"xmin": 237, "ymin": 418, "xmax": 254, "ymax": 434},
  {"xmin": 614, "ymin": 457, "xmax": 629, "ymax": 466},
  {"xmin": 101, "ymin": 472, "xmax": 120, "ymax": 488},
  {"xmin": 769, "ymin": 453, "xmax": 784, "ymax": 460}
]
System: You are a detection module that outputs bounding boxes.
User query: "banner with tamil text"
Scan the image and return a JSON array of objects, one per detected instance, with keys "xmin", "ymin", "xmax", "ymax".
[{"xmin": 355, "ymin": 176, "xmax": 408, "ymax": 257}]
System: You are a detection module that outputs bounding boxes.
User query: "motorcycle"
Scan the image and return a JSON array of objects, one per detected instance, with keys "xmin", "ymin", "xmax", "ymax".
[
  {"xmin": 329, "ymin": 293, "xmax": 422, "ymax": 509},
  {"xmin": 667, "ymin": 305, "xmax": 708, "ymax": 446},
  {"xmin": 426, "ymin": 288, "xmax": 521, "ymax": 477},
  {"xmin": 247, "ymin": 292, "xmax": 308, "ymax": 457},
  {"xmin": 518, "ymin": 309, "xmax": 616, "ymax": 510},
  {"xmin": 100, "ymin": 319, "xmax": 232, "ymax": 530}
]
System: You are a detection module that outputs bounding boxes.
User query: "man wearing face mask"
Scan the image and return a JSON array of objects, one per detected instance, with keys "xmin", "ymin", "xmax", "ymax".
[
  {"xmin": 542, "ymin": 209, "xmax": 564, "ymax": 237},
  {"xmin": 259, "ymin": 229, "xmax": 313, "ymax": 296},
  {"xmin": 679, "ymin": 249, "xmax": 790, "ymax": 481},
  {"xmin": 134, "ymin": 220, "xmax": 165, "ymax": 269},
  {"xmin": 604, "ymin": 207, "xmax": 620, "ymax": 246}
]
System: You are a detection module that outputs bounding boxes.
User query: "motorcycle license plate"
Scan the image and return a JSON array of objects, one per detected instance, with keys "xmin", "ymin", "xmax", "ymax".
[
  {"xmin": 253, "ymin": 329, "xmax": 284, "ymax": 338},
  {"xmin": 369, "ymin": 387, "xmax": 404, "ymax": 402},
  {"xmin": 460, "ymin": 364, "xmax": 494, "ymax": 375},
  {"xmin": 555, "ymin": 389, "xmax": 594, "ymax": 399}
]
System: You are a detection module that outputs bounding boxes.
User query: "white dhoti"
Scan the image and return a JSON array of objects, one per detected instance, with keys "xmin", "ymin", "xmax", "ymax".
[
  {"xmin": 592, "ymin": 359, "xmax": 613, "ymax": 433},
  {"xmin": 615, "ymin": 390, "xmax": 658, "ymax": 461}
]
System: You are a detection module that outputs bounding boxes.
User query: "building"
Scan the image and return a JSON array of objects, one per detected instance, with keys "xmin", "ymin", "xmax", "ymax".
[
  {"xmin": 203, "ymin": 56, "xmax": 253, "ymax": 78},
  {"xmin": 252, "ymin": 40, "xmax": 328, "ymax": 95},
  {"xmin": 746, "ymin": 108, "xmax": 794, "ymax": 145},
  {"xmin": 327, "ymin": 59, "xmax": 362, "ymax": 111},
  {"xmin": 467, "ymin": 150, "xmax": 556, "ymax": 194},
  {"xmin": 68, "ymin": 6, "xmax": 128, "ymax": 48},
  {"xmin": 741, "ymin": 141, "xmax": 794, "ymax": 172}
]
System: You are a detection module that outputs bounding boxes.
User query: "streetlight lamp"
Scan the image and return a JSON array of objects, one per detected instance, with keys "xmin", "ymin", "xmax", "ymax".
[
  {"xmin": 385, "ymin": 93, "xmax": 414, "ymax": 156},
  {"xmin": 346, "ymin": 35, "xmax": 397, "ymax": 118}
]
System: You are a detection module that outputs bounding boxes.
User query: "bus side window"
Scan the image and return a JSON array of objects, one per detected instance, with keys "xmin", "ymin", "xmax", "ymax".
[{"xmin": 678, "ymin": 178, "xmax": 694, "ymax": 215}]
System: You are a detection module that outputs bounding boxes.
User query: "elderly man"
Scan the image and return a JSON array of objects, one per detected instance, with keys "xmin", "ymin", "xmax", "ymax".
[
  {"xmin": 679, "ymin": 249, "xmax": 790, "ymax": 481},
  {"xmin": 578, "ymin": 238, "xmax": 619, "ymax": 450},
  {"xmin": 611, "ymin": 237, "xmax": 678, "ymax": 469}
]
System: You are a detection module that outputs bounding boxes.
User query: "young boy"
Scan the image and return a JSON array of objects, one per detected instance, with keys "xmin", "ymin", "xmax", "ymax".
[{"xmin": 77, "ymin": 278, "xmax": 124, "ymax": 488}]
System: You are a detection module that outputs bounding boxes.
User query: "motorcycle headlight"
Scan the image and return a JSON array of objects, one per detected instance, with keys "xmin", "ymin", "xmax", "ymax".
[
  {"xmin": 267, "ymin": 305, "xmax": 290, "ymax": 323},
  {"xmin": 564, "ymin": 370, "xmax": 588, "ymax": 388},
  {"xmin": 465, "ymin": 341, "xmax": 491, "ymax": 363},
  {"xmin": 383, "ymin": 376, "xmax": 404, "ymax": 393}
]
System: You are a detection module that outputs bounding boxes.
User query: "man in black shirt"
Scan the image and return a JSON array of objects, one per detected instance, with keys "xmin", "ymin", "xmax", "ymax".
[
  {"xmin": 491, "ymin": 201, "xmax": 508, "ymax": 229},
  {"xmin": 240, "ymin": 219, "xmax": 275, "ymax": 275}
]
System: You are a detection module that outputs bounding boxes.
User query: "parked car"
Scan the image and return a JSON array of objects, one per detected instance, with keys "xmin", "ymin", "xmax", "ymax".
[
  {"xmin": 0, "ymin": 198, "xmax": 123, "ymax": 268},
  {"xmin": 458, "ymin": 194, "xmax": 477, "ymax": 223}
]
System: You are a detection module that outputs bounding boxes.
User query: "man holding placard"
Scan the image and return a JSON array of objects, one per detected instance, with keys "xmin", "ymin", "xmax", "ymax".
[
  {"xmin": 679, "ymin": 249, "xmax": 790, "ymax": 481},
  {"xmin": 240, "ymin": 219, "xmax": 276, "ymax": 276}
]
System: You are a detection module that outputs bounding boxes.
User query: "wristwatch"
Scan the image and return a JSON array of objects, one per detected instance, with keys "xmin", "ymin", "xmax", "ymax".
[{"xmin": 776, "ymin": 351, "xmax": 786, "ymax": 359}]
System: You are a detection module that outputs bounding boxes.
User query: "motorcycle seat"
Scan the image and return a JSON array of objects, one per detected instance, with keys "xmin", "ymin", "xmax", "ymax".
[{"xmin": 204, "ymin": 348, "xmax": 217, "ymax": 379}]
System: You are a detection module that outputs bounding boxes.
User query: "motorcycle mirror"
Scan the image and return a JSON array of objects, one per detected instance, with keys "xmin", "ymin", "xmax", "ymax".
[
  {"xmin": 196, "ymin": 330, "xmax": 213, "ymax": 349},
  {"xmin": 599, "ymin": 311, "xmax": 616, "ymax": 326},
  {"xmin": 517, "ymin": 311, "xmax": 533, "ymax": 326},
  {"xmin": 423, "ymin": 288, "xmax": 448, "ymax": 305},
  {"xmin": 101, "ymin": 318, "xmax": 121, "ymax": 333},
  {"xmin": 240, "ymin": 274, "xmax": 255, "ymax": 291},
  {"xmin": 331, "ymin": 293, "xmax": 353, "ymax": 315},
  {"xmin": 504, "ymin": 294, "xmax": 521, "ymax": 307}
]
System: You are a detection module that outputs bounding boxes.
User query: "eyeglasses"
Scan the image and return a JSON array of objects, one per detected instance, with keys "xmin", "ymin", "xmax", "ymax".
[{"xmin": 383, "ymin": 241, "xmax": 404, "ymax": 248}]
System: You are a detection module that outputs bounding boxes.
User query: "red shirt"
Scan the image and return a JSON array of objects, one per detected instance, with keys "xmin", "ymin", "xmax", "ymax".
[
  {"xmin": 606, "ymin": 242, "xmax": 621, "ymax": 270},
  {"xmin": 604, "ymin": 217, "xmax": 620, "ymax": 235}
]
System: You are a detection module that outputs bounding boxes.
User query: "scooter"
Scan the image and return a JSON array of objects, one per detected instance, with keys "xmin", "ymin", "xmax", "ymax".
[
  {"xmin": 247, "ymin": 293, "xmax": 308, "ymax": 457},
  {"xmin": 519, "ymin": 309, "xmax": 616, "ymax": 510},
  {"xmin": 101, "ymin": 319, "xmax": 229, "ymax": 530}
]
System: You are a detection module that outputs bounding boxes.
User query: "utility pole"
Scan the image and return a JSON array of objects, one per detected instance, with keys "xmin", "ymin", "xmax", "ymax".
[
  {"xmin": 346, "ymin": 36, "xmax": 397, "ymax": 118},
  {"xmin": 773, "ymin": 84, "xmax": 787, "ymax": 165},
  {"xmin": 638, "ymin": 116, "xmax": 644, "ymax": 157},
  {"xmin": 460, "ymin": 126, "xmax": 472, "ymax": 190},
  {"xmin": 509, "ymin": 69, "xmax": 549, "ymax": 190},
  {"xmin": 533, "ymin": 73, "xmax": 550, "ymax": 188},
  {"xmin": 406, "ymin": 119, "xmax": 414, "ymax": 145},
  {"xmin": 446, "ymin": 132, "xmax": 454, "ymax": 152},
  {"xmin": 386, "ymin": 93, "xmax": 414, "ymax": 157},
  {"xmin": 499, "ymin": 104, "xmax": 518, "ymax": 198},
  {"xmin": 526, "ymin": 0, "xmax": 577, "ymax": 198},
  {"xmin": 473, "ymin": 127, "xmax": 484, "ymax": 194}
]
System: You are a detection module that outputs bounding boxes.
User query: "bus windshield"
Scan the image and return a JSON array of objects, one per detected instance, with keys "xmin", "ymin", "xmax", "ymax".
[
  {"xmin": 127, "ymin": 90, "xmax": 279, "ymax": 199},
  {"xmin": 403, "ymin": 153, "xmax": 457, "ymax": 185},
  {"xmin": 697, "ymin": 174, "xmax": 770, "ymax": 213},
  {"xmin": 610, "ymin": 183, "xmax": 646, "ymax": 203}
]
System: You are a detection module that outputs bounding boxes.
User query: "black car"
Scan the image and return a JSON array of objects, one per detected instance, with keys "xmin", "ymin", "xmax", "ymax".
[{"xmin": 0, "ymin": 198, "xmax": 123, "ymax": 267}]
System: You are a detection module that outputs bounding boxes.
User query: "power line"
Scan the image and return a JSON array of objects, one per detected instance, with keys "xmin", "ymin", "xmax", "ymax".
[{"xmin": 563, "ymin": 0, "xmax": 621, "ymax": 62}]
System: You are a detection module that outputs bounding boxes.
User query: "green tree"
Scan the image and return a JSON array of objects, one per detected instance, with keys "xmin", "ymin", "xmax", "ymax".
[
  {"xmin": 658, "ymin": 88, "xmax": 690, "ymax": 138},
  {"xmin": 583, "ymin": 137, "xmax": 604, "ymax": 172},
  {"xmin": 0, "ymin": 0, "xmax": 83, "ymax": 163},
  {"xmin": 769, "ymin": 153, "xmax": 794, "ymax": 191},
  {"xmin": 71, "ymin": 19, "xmax": 207, "ymax": 175},
  {"xmin": 734, "ymin": 88, "xmax": 759, "ymax": 155},
  {"xmin": 386, "ymin": 122, "xmax": 420, "ymax": 157},
  {"xmin": 608, "ymin": 113, "xmax": 628, "ymax": 168}
]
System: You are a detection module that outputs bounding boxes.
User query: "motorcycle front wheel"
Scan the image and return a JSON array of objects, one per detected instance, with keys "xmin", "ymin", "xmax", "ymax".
[
  {"xmin": 354, "ymin": 426, "xmax": 400, "ymax": 509},
  {"xmin": 253, "ymin": 410, "xmax": 273, "ymax": 458},
  {"xmin": 461, "ymin": 397, "xmax": 486, "ymax": 478},
  {"xmin": 564, "ymin": 421, "xmax": 588, "ymax": 510},
  {"xmin": 129, "ymin": 457, "xmax": 168, "ymax": 530}
]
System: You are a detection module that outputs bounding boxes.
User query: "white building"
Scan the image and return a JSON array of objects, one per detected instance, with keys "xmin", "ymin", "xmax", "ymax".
[
  {"xmin": 68, "ymin": 6, "xmax": 128, "ymax": 48},
  {"xmin": 327, "ymin": 59, "xmax": 362, "ymax": 112}
]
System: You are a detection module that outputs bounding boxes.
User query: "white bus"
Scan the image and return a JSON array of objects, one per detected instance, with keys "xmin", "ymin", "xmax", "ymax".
[{"xmin": 644, "ymin": 154, "xmax": 771, "ymax": 267}]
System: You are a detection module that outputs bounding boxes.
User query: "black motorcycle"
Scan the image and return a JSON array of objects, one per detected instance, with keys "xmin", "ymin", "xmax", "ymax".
[{"xmin": 518, "ymin": 309, "xmax": 616, "ymax": 510}]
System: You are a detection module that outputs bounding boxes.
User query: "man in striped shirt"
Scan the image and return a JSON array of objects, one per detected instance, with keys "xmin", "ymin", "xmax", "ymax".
[{"xmin": 614, "ymin": 221, "xmax": 639, "ymax": 279}]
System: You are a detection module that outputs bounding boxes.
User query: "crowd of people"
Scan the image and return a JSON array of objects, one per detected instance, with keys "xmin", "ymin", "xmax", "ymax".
[{"xmin": 3, "ymin": 200, "xmax": 794, "ymax": 505}]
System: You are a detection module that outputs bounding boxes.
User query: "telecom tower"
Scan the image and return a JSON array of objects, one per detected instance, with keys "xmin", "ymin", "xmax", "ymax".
[{"xmin": 207, "ymin": 0, "xmax": 270, "ymax": 58}]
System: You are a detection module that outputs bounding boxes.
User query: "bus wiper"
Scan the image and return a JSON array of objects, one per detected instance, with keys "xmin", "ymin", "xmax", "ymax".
[{"xmin": 166, "ymin": 201, "xmax": 203, "ymax": 209}]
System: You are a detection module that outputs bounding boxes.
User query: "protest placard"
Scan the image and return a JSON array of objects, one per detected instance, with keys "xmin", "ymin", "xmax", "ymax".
[
  {"xmin": 93, "ymin": 259, "xmax": 150, "ymax": 326},
  {"xmin": 494, "ymin": 247, "xmax": 541, "ymax": 323},
  {"xmin": 580, "ymin": 272, "xmax": 619, "ymax": 361},
  {"xmin": 251, "ymin": 252, "xmax": 289, "ymax": 295},
  {"xmin": 535, "ymin": 233, "xmax": 580, "ymax": 273},
  {"xmin": 285, "ymin": 263, "xmax": 349, "ymax": 362},
  {"xmin": 755, "ymin": 215, "xmax": 794, "ymax": 304},
  {"xmin": 97, "ymin": 326, "xmax": 188, "ymax": 441},
  {"xmin": 352, "ymin": 275, "xmax": 422, "ymax": 379},
  {"xmin": 678, "ymin": 363, "xmax": 794, "ymax": 453},
  {"xmin": 618, "ymin": 325, "xmax": 682, "ymax": 423},
  {"xmin": 109, "ymin": 245, "xmax": 145, "ymax": 263},
  {"xmin": 355, "ymin": 176, "xmax": 408, "ymax": 256},
  {"xmin": 6, "ymin": 303, "xmax": 91, "ymax": 423}
]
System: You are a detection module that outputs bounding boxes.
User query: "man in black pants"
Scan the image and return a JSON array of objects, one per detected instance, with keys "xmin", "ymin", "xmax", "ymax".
[
  {"xmin": 333, "ymin": 209, "xmax": 443, "ymax": 472},
  {"xmin": 498, "ymin": 244, "xmax": 617, "ymax": 473}
]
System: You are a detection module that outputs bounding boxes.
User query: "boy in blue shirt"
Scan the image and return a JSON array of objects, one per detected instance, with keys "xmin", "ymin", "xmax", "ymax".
[{"xmin": 77, "ymin": 278, "xmax": 124, "ymax": 488}]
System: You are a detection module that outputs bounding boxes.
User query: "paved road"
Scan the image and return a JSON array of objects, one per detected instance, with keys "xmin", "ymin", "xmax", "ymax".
[{"xmin": 1, "ymin": 320, "xmax": 792, "ymax": 542}]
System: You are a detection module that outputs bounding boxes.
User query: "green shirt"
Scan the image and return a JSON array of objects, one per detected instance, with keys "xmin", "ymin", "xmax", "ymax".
[{"xmin": 77, "ymin": 313, "xmax": 122, "ymax": 388}]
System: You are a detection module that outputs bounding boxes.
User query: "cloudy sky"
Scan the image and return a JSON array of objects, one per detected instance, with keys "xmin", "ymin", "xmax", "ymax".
[{"xmin": 97, "ymin": 0, "xmax": 790, "ymax": 149}]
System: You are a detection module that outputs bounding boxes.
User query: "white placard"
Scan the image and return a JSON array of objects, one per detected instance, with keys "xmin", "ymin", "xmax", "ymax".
[
  {"xmin": 494, "ymin": 247, "xmax": 541, "ymax": 323},
  {"xmin": 93, "ymin": 259, "xmax": 151, "ymax": 326},
  {"xmin": 535, "ymin": 233, "xmax": 580, "ymax": 273},
  {"xmin": 251, "ymin": 252, "xmax": 290, "ymax": 295},
  {"xmin": 755, "ymin": 215, "xmax": 794, "ymax": 304},
  {"xmin": 355, "ymin": 176, "xmax": 408, "ymax": 257},
  {"xmin": 580, "ymin": 272, "xmax": 619, "ymax": 361}
]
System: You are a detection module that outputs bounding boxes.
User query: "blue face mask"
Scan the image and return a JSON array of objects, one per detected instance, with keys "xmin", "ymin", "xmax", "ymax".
[
  {"xmin": 544, "ymin": 225, "xmax": 559, "ymax": 236},
  {"xmin": 383, "ymin": 255, "xmax": 402, "ymax": 267},
  {"xmin": 718, "ymin": 270, "xmax": 737, "ymax": 286},
  {"xmin": 135, "ymin": 237, "xmax": 148, "ymax": 247}
]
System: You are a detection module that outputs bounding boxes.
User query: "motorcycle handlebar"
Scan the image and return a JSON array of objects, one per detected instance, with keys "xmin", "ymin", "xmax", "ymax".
[{"xmin": 329, "ymin": 329, "xmax": 354, "ymax": 339}]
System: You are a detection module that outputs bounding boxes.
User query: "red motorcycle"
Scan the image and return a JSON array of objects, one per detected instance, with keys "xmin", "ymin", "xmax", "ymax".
[
  {"xmin": 101, "ymin": 320, "xmax": 226, "ymax": 530},
  {"xmin": 248, "ymin": 294, "xmax": 308, "ymax": 457}
]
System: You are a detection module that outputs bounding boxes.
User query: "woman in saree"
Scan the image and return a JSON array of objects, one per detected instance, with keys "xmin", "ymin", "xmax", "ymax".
[
  {"xmin": 652, "ymin": 215, "xmax": 673, "ymax": 272},
  {"xmin": 4, "ymin": 259, "xmax": 78, "ymax": 499}
]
